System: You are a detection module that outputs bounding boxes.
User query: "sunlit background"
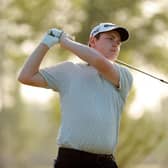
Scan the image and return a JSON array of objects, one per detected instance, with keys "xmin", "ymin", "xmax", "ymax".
[{"xmin": 1, "ymin": 0, "xmax": 168, "ymax": 168}]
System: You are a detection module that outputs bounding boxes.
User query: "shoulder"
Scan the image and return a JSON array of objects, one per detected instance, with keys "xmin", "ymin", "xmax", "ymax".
[
  {"xmin": 54, "ymin": 61, "xmax": 75, "ymax": 68},
  {"xmin": 53, "ymin": 61, "xmax": 86, "ymax": 69},
  {"xmin": 43, "ymin": 61, "xmax": 76, "ymax": 73}
]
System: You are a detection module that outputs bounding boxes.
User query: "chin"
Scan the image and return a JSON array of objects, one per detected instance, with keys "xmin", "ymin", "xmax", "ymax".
[
  {"xmin": 112, "ymin": 53, "xmax": 119, "ymax": 60},
  {"xmin": 107, "ymin": 55, "xmax": 117, "ymax": 61}
]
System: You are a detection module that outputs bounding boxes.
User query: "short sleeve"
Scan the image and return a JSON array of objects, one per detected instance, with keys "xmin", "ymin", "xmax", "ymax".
[
  {"xmin": 39, "ymin": 61, "xmax": 75, "ymax": 93},
  {"xmin": 117, "ymin": 65, "xmax": 133, "ymax": 101}
]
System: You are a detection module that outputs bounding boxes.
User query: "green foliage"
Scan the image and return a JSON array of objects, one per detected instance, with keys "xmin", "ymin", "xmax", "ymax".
[
  {"xmin": 1, "ymin": 0, "xmax": 168, "ymax": 168},
  {"xmin": 117, "ymin": 112, "xmax": 165, "ymax": 168},
  {"xmin": 9, "ymin": 0, "xmax": 55, "ymax": 29}
]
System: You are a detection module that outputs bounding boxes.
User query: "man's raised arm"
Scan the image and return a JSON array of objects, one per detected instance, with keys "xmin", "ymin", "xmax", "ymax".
[{"xmin": 18, "ymin": 28, "xmax": 63, "ymax": 87}]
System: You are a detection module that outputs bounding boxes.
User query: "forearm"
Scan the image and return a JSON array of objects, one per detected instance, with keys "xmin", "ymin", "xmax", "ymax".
[
  {"xmin": 18, "ymin": 43, "xmax": 49, "ymax": 81},
  {"xmin": 60, "ymin": 36, "xmax": 105, "ymax": 68}
]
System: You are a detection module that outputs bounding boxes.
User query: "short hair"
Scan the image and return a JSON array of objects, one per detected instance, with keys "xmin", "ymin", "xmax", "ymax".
[{"xmin": 88, "ymin": 33, "xmax": 101, "ymax": 47}]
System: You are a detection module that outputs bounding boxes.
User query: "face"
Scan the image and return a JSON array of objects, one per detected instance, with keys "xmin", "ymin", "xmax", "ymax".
[{"xmin": 89, "ymin": 31, "xmax": 121, "ymax": 61}]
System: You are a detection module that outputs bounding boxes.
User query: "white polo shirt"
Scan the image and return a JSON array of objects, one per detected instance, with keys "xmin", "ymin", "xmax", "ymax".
[{"xmin": 40, "ymin": 61, "xmax": 133, "ymax": 154}]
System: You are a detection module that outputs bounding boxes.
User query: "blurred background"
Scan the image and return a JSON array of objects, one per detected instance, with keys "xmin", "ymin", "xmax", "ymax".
[{"xmin": 0, "ymin": 0, "xmax": 168, "ymax": 167}]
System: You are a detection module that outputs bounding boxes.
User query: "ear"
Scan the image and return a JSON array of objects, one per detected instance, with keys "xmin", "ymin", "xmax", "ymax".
[{"xmin": 88, "ymin": 36, "xmax": 97, "ymax": 47}]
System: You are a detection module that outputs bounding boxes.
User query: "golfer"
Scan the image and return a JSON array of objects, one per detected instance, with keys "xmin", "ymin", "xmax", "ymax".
[{"xmin": 18, "ymin": 22, "xmax": 133, "ymax": 168}]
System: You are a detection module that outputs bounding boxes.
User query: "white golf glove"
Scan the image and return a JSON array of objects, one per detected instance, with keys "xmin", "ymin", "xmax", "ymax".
[{"xmin": 41, "ymin": 28, "xmax": 64, "ymax": 48}]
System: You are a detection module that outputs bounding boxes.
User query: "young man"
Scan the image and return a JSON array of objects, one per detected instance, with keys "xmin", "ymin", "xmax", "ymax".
[{"xmin": 18, "ymin": 23, "xmax": 133, "ymax": 168}]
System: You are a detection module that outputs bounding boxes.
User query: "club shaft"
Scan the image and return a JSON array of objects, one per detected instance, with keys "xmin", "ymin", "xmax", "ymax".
[{"xmin": 115, "ymin": 59, "xmax": 168, "ymax": 84}]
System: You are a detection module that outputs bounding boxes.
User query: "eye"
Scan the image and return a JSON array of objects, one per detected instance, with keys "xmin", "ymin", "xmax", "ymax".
[
  {"xmin": 106, "ymin": 37, "xmax": 114, "ymax": 40},
  {"xmin": 109, "ymin": 37, "xmax": 114, "ymax": 40}
]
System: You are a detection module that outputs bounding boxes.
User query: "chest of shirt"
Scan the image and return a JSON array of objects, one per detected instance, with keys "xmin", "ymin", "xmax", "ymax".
[{"xmin": 64, "ymin": 66, "xmax": 121, "ymax": 109}]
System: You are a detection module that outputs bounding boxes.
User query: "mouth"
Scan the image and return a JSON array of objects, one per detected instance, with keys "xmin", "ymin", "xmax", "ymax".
[
  {"xmin": 110, "ymin": 49, "xmax": 118, "ymax": 53},
  {"xmin": 112, "ymin": 46, "xmax": 119, "ymax": 51}
]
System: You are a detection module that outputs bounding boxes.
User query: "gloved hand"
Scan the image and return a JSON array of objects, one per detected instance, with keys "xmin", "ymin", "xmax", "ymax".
[{"xmin": 41, "ymin": 28, "xmax": 64, "ymax": 48}]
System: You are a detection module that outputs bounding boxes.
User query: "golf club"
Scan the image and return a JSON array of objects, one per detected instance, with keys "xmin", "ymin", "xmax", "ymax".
[{"xmin": 115, "ymin": 59, "xmax": 168, "ymax": 84}]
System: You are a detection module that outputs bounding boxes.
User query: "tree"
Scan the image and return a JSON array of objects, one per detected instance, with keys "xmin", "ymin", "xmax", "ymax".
[{"xmin": 1, "ymin": 0, "xmax": 168, "ymax": 167}]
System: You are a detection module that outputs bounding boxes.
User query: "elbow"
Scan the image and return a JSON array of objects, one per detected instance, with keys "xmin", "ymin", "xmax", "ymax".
[
  {"xmin": 17, "ymin": 75, "xmax": 27, "ymax": 84},
  {"xmin": 17, "ymin": 73, "xmax": 31, "ymax": 85},
  {"xmin": 17, "ymin": 75, "xmax": 25, "ymax": 84}
]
